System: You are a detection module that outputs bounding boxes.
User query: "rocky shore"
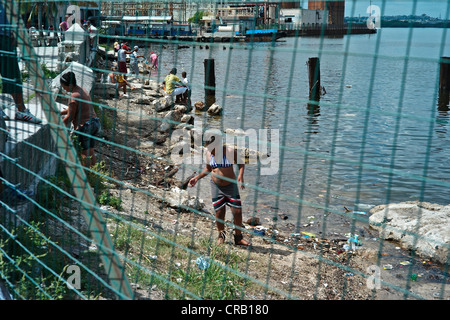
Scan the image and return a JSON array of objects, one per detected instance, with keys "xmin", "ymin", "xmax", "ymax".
[
  {"xmin": 85, "ymin": 64, "xmax": 448, "ymax": 300},
  {"xmin": 86, "ymin": 71, "xmax": 377, "ymax": 300}
]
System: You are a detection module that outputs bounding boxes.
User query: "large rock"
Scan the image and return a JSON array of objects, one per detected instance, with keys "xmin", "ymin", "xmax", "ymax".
[
  {"xmin": 167, "ymin": 187, "xmax": 205, "ymax": 211},
  {"xmin": 158, "ymin": 110, "xmax": 182, "ymax": 133},
  {"xmin": 153, "ymin": 95, "xmax": 174, "ymax": 112},
  {"xmin": 149, "ymin": 185, "xmax": 204, "ymax": 212},
  {"xmin": 369, "ymin": 201, "xmax": 450, "ymax": 264},
  {"xmin": 207, "ymin": 103, "xmax": 222, "ymax": 115}
]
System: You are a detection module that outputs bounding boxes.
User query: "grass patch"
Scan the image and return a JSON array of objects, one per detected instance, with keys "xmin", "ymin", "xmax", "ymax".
[
  {"xmin": 109, "ymin": 219, "xmax": 254, "ymax": 300},
  {"xmin": 0, "ymin": 221, "xmax": 68, "ymax": 299}
]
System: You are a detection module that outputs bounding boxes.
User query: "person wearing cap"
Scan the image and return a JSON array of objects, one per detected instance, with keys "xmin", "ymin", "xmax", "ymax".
[
  {"xmin": 130, "ymin": 46, "xmax": 144, "ymax": 77},
  {"xmin": 150, "ymin": 51, "xmax": 158, "ymax": 69},
  {"xmin": 163, "ymin": 68, "xmax": 188, "ymax": 104},
  {"xmin": 117, "ymin": 44, "xmax": 134, "ymax": 79}
]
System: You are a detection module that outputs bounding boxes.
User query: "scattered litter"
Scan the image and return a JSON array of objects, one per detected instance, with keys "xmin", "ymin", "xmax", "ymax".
[
  {"xmin": 301, "ymin": 231, "xmax": 315, "ymax": 238},
  {"xmin": 346, "ymin": 233, "xmax": 362, "ymax": 246},
  {"xmin": 343, "ymin": 206, "xmax": 367, "ymax": 215},
  {"xmin": 254, "ymin": 228, "xmax": 265, "ymax": 236},
  {"xmin": 383, "ymin": 264, "xmax": 393, "ymax": 270},
  {"xmin": 400, "ymin": 261, "xmax": 412, "ymax": 266},
  {"xmin": 344, "ymin": 273, "xmax": 354, "ymax": 277},
  {"xmin": 196, "ymin": 256, "xmax": 210, "ymax": 270}
]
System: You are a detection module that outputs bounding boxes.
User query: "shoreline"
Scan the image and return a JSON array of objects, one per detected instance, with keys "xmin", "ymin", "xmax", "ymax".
[{"xmin": 86, "ymin": 58, "xmax": 448, "ymax": 299}]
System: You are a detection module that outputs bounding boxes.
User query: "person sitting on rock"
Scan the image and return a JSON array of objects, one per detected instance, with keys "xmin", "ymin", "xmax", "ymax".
[{"xmin": 163, "ymin": 68, "xmax": 188, "ymax": 104}]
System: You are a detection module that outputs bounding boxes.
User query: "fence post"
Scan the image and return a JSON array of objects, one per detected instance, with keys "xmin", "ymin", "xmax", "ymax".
[
  {"xmin": 308, "ymin": 57, "xmax": 321, "ymax": 101},
  {"xmin": 439, "ymin": 56, "xmax": 450, "ymax": 108},
  {"xmin": 204, "ymin": 58, "xmax": 216, "ymax": 107}
]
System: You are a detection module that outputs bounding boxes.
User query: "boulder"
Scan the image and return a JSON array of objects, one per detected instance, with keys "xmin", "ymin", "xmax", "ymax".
[
  {"xmin": 92, "ymin": 83, "xmax": 118, "ymax": 98},
  {"xmin": 369, "ymin": 201, "xmax": 450, "ymax": 264},
  {"xmin": 207, "ymin": 103, "xmax": 222, "ymax": 115},
  {"xmin": 181, "ymin": 114, "xmax": 194, "ymax": 125},
  {"xmin": 166, "ymin": 187, "xmax": 205, "ymax": 211},
  {"xmin": 194, "ymin": 101, "xmax": 207, "ymax": 111},
  {"xmin": 149, "ymin": 185, "xmax": 204, "ymax": 212},
  {"xmin": 159, "ymin": 110, "xmax": 182, "ymax": 133},
  {"xmin": 132, "ymin": 96, "xmax": 153, "ymax": 105},
  {"xmin": 174, "ymin": 104, "xmax": 188, "ymax": 113},
  {"xmin": 153, "ymin": 95, "xmax": 174, "ymax": 112}
]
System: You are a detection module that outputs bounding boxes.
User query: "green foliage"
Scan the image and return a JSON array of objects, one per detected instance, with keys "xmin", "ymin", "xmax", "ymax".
[
  {"xmin": 98, "ymin": 190, "xmax": 122, "ymax": 210},
  {"xmin": 0, "ymin": 222, "xmax": 68, "ymax": 300},
  {"xmin": 36, "ymin": 162, "xmax": 72, "ymax": 220},
  {"xmin": 86, "ymin": 160, "xmax": 109, "ymax": 195},
  {"xmin": 92, "ymin": 100, "xmax": 114, "ymax": 131},
  {"xmin": 170, "ymin": 247, "xmax": 248, "ymax": 300},
  {"xmin": 40, "ymin": 63, "xmax": 58, "ymax": 79},
  {"xmin": 188, "ymin": 11, "xmax": 206, "ymax": 24}
]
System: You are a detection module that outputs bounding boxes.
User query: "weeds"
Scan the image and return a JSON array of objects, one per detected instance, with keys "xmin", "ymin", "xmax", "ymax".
[{"xmin": 0, "ymin": 222, "xmax": 67, "ymax": 299}]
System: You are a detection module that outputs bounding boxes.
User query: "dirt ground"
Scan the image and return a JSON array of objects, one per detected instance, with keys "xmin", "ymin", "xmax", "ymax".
[
  {"xmin": 90, "ymin": 76, "xmax": 381, "ymax": 300},
  {"xmin": 85, "ymin": 67, "xmax": 449, "ymax": 300}
]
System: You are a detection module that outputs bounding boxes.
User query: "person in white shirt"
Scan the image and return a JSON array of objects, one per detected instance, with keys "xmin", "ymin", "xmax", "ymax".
[
  {"xmin": 180, "ymin": 71, "xmax": 191, "ymax": 105},
  {"xmin": 130, "ymin": 46, "xmax": 144, "ymax": 77}
]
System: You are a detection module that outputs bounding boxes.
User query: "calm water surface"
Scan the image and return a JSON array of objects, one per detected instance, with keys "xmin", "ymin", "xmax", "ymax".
[{"xmin": 156, "ymin": 28, "xmax": 450, "ymax": 229}]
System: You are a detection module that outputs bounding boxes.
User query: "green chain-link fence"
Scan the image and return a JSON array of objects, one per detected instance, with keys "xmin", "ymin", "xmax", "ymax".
[{"xmin": 0, "ymin": 0, "xmax": 449, "ymax": 301}]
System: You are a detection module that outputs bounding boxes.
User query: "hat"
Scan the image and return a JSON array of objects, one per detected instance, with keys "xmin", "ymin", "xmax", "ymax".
[
  {"xmin": 150, "ymin": 52, "xmax": 154, "ymax": 54},
  {"xmin": 122, "ymin": 44, "xmax": 127, "ymax": 49},
  {"xmin": 134, "ymin": 46, "xmax": 139, "ymax": 50}
]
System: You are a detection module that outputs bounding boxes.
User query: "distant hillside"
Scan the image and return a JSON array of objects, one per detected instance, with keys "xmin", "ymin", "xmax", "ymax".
[{"xmin": 345, "ymin": 15, "xmax": 450, "ymax": 28}]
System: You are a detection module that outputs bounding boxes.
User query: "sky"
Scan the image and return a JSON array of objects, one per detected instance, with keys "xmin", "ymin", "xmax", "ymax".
[{"xmin": 303, "ymin": 1, "xmax": 450, "ymax": 18}]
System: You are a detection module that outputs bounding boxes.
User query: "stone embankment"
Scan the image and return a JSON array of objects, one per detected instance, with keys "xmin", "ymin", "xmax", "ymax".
[{"xmin": 369, "ymin": 201, "xmax": 449, "ymax": 264}]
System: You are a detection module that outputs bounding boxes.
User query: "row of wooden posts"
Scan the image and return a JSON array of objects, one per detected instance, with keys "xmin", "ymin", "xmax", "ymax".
[
  {"xmin": 202, "ymin": 56, "xmax": 450, "ymax": 108},
  {"xmin": 202, "ymin": 57, "xmax": 321, "ymax": 107}
]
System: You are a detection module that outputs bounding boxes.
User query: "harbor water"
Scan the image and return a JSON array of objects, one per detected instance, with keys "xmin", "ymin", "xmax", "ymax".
[{"xmin": 151, "ymin": 28, "xmax": 450, "ymax": 233}]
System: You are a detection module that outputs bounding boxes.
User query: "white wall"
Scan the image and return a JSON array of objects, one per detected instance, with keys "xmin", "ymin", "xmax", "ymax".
[{"xmin": 280, "ymin": 8, "xmax": 327, "ymax": 28}]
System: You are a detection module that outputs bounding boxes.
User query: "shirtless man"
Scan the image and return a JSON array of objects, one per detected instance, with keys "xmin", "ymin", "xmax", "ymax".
[
  {"xmin": 189, "ymin": 135, "xmax": 251, "ymax": 246},
  {"xmin": 60, "ymin": 71, "xmax": 101, "ymax": 167}
]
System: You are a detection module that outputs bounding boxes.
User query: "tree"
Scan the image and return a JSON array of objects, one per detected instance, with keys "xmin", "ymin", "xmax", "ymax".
[{"xmin": 188, "ymin": 11, "xmax": 206, "ymax": 24}]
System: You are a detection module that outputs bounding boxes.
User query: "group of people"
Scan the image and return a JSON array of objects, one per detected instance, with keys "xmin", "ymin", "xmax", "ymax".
[
  {"xmin": 110, "ymin": 42, "xmax": 191, "ymax": 105},
  {"xmin": 163, "ymin": 68, "xmax": 191, "ymax": 105},
  {"xmin": 1, "ymin": 2, "xmax": 250, "ymax": 246}
]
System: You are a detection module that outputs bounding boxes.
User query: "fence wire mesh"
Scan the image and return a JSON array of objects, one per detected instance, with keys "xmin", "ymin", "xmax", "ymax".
[{"xmin": 0, "ymin": 0, "xmax": 449, "ymax": 301}]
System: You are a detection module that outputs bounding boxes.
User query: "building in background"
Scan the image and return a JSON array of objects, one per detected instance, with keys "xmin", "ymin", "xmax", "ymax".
[
  {"xmin": 280, "ymin": 8, "xmax": 327, "ymax": 29},
  {"xmin": 308, "ymin": 0, "xmax": 345, "ymax": 26}
]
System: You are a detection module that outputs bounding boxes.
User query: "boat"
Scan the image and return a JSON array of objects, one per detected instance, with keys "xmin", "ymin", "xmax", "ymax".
[{"xmin": 243, "ymin": 29, "xmax": 286, "ymax": 42}]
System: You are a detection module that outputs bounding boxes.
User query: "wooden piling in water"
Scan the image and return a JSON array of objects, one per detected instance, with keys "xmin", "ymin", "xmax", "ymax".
[
  {"xmin": 204, "ymin": 58, "xmax": 216, "ymax": 107},
  {"xmin": 308, "ymin": 57, "xmax": 321, "ymax": 101},
  {"xmin": 439, "ymin": 56, "xmax": 450, "ymax": 107}
]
